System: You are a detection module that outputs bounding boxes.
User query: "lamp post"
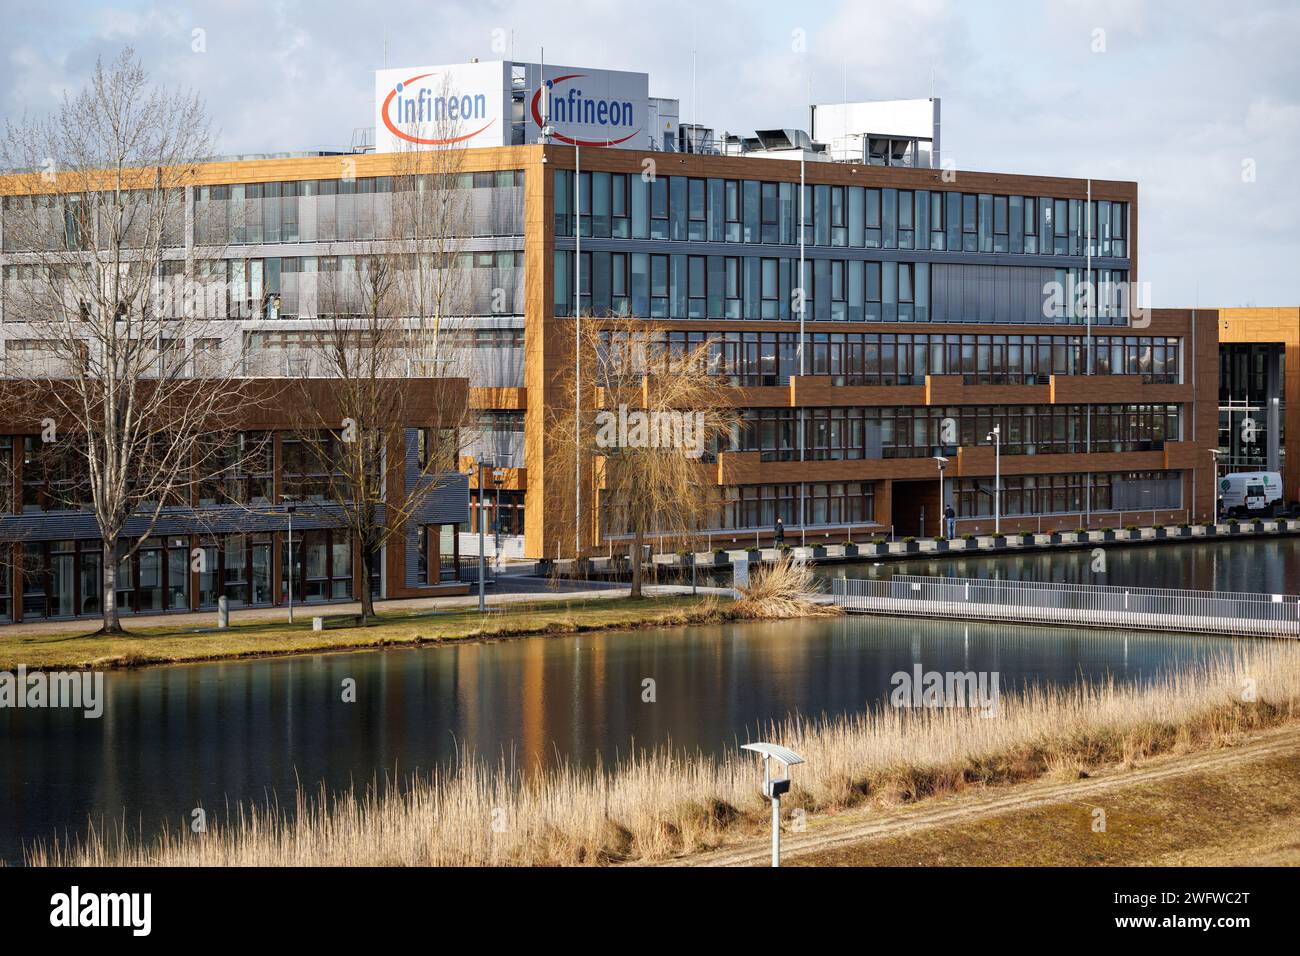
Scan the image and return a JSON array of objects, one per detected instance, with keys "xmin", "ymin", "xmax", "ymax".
[
  {"xmin": 741, "ymin": 742, "xmax": 805, "ymax": 867},
  {"xmin": 475, "ymin": 457, "xmax": 490, "ymax": 613},
  {"xmin": 986, "ymin": 425, "xmax": 1001, "ymax": 534},
  {"xmin": 1210, "ymin": 448, "xmax": 1222, "ymax": 523},
  {"xmin": 933, "ymin": 455, "xmax": 948, "ymax": 538},
  {"xmin": 281, "ymin": 496, "xmax": 296, "ymax": 624},
  {"xmin": 492, "ymin": 454, "xmax": 511, "ymax": 573}
]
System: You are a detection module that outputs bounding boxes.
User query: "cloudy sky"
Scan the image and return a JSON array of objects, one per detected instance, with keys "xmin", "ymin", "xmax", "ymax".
[{"xmin": 2, "ymin": 0, "xmax": 1295, "ymax": 306}]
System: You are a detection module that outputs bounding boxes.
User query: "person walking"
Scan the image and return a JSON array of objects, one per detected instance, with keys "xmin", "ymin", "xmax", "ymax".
[
  {"xmin": 944, "ymin": 504, "xmax": 956, "ymax": 539},
  {"xmin": 774, "ymin": 516, "xmax": 786, "ymax": 546}
]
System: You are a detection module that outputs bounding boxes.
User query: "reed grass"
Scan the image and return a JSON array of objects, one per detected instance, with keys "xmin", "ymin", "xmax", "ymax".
[
  {"xmin": 28, "ymin": 643, "xmax": 1300, "ymax": 867},
  {"xmin": 731, "ymin": 554, "xmax": 840, "ymax": 620}
]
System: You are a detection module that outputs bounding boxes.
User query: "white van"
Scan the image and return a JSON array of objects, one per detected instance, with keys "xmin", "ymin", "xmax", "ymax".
[{"xmin": 1218, "ymin": 471, "xmax": 1284, "ymax": 517}]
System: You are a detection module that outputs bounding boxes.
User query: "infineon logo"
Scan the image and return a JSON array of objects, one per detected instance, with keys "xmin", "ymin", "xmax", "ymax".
[
  {"xmin": 530, "ymin": 74, "xmax": 641, "ymax": 146},
  {"xmin": 381, "ymin": 72, "xmax": 495, "ymax": 146}
]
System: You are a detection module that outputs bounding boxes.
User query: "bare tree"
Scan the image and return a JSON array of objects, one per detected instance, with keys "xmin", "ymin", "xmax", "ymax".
[
  {"xmin": 0, "ymin": 48, "xmax": 256, "ymax": 633},
  {"xmin": 549, "ymin": 317, "xmax": 742, "ymax": 597},
  {"xmin": 285, "ymin": 248, "xmax": 469, "ymax": 624}
]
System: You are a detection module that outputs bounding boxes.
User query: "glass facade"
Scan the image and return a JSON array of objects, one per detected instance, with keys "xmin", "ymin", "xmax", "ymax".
[
  {"xmin": 720, "ymin": 482, "xmax": 876, "ymax": 530},
  {"xmin": 637, "ymin": 329, "xmax": 1181, "ymax": 386},
  {"xmin": 733, "ymin": 404, "xmax": 1180, "ymax": 461},
  {"xmin": 554, "ymin": 172, "xmax": 1130, "ymax": 325},
  {"xmin": 1218, "ymin": 342, "xmax": 1285, "ymax": 475},
  {"xmin": 954, "ymin": 471, "xmax": 1182, "ymax": 519},
  {"xmin": 0, "ymin": 425, "xmax": 463, "ymax": 621},
  {"xmin": 555, "ymin": 173, "xmax": 1127, "ymax": 258},
  {"xmin": 193, "ymin": 171, "xmax": 525, "ymax": 245}
]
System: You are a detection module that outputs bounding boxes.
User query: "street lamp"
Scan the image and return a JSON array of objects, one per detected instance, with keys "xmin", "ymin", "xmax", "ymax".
[
  {"xmin": 473, "ymin": 456, "xmax": 491, "ymax": 613},
  {"xmin": 933, "ymin": 455, "xmax": 949, "ymax": 538},
  {"xmin": 492, "ymin": 453, "xmax": 512, "ymax": 573},
  {"xmin": 1210, "ymin": 448, "xmax": 1222, "ymax": 522},
  {"xmin": 985, "ymin": 424, "xmax": 1001, "ymax": 534},
  {"xmin": 741, "ymin": 742, "xmax": 805, "ymax": 867},
  {"xmin": 281, "ymin": 496, "xmax": 296, "ymax": 624}
]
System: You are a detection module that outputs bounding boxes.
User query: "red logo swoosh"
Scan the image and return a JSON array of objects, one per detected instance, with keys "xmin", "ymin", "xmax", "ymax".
[
  {"xmin": 530, "ymin": 73, "xmax": 642, "ymax": 147},
  {"xmin": 382, "ymin": 72, "xmax": 496, "ymax": 146}
]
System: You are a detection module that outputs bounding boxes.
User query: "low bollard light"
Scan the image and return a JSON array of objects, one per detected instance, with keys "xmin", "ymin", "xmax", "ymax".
[{"xmin": 741, "ymin": 742, "xmax": 805, "ymax": 867}]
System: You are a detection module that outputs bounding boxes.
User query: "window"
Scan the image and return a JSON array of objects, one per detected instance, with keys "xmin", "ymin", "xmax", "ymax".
[
  {"xmin": 688, "ymin": 256, "xmax": 707, "ymax": 319},
  {"xmin": 611, "ymin": 173, "xmax": 629, "ymax": 238},
  {"xmin": 724, "ymin": 180, "xmax": 741, "ymax": 242},
  {"xmin": 650, "ymin": 176, "xmax": 669, "ymax": 239},
  {"xmin": 688, "ymin": 178, "xmax": 707, "ymax": 241},
  {"xmin": 760, "ymin": 182, "xmax": 779, "ymax": 244},
  {"xmin": 650, "ymin": 254, "xmax": 669, "ymax": 318},
  {"xmin": 897, "ymin": 190, "xmax": 912, "ymax": 249},
  {"xmin": 930, "ymin": 191, "xmax": 945, "ymax": 250}
]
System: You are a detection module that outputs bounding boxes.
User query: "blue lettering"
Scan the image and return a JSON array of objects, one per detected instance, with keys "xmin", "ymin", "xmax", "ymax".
[
  {"xmin": 540, "ymin": 84, "xmax": 635, "ymax": 130},
  {"xmin": 394, "ymin": 85, "xmax": 487, "ymax": 125}
]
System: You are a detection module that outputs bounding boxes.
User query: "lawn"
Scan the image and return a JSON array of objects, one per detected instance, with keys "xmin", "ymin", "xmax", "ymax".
[{"xmin": 0, "ymin": 595, "xmax": 727, "ymax": 671}]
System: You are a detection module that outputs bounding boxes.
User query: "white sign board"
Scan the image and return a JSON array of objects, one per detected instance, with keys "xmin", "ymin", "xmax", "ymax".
[
  {"xmin": 374, "ymin": 61, "xmax": 510, "ymax": 152},
  {"xmin": 521, "ymin": 62, "xmax": 649, "ymax": 148}
]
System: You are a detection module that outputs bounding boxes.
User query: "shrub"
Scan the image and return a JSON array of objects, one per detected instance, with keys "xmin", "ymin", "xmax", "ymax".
[{"xmin": 731, "ymin": 554, "xmax": 839, "ymax": 621}]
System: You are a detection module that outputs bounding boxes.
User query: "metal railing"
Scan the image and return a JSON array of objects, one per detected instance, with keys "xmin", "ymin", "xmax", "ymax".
[
  {"xmin": 447, "ymin": 556, "xmax": 494, "ymax": 584},
  {"xmin": 829, "ymin": 574, "xmax": 1300, "ymax": 638}
]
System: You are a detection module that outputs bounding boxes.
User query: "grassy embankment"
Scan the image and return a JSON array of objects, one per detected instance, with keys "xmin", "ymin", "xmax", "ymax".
[
  {"xmin": 29, "ymin": 642, "xmax": 1300, "ymax": 867},
  {"xmin": 0, "ymin": 596, "xmax": 733, "ymax": 671}
]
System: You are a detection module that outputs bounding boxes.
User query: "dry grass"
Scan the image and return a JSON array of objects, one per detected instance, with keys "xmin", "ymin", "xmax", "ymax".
[
  {"xmin": 28, "ymin": 643, "xmax": 1300, "ymax": 867},
  {"xmin": 731, "ymin": 554, "xmax": 841, "ymax": 620},
  {"xmin": 797, "ymin": 743, "xmax": 1300, "ymax": 867}
]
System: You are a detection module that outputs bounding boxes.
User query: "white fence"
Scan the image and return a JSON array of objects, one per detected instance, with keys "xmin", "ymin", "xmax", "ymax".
[{"xmin": 829, "ymin": 574, "xmax": 1300, "ymax": 638}]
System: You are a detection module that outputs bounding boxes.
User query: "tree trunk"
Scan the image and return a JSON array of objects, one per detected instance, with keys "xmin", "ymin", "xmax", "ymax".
[
  {"xmin": 358, "ymin": 538, "xmax": 375, "ymax": 624},
  {"xmin": 630, "ymin": 526, "xmax": 644, "ymax": 599},
  {"xmin": 100, "ymin": 537, "xmax": 124, "ymax": 634}
]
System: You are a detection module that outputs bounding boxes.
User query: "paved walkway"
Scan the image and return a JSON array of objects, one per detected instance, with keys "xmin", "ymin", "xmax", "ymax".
[{"xmin": 0, "ymin": 578, "xmax": 732, "ymax": 638}]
